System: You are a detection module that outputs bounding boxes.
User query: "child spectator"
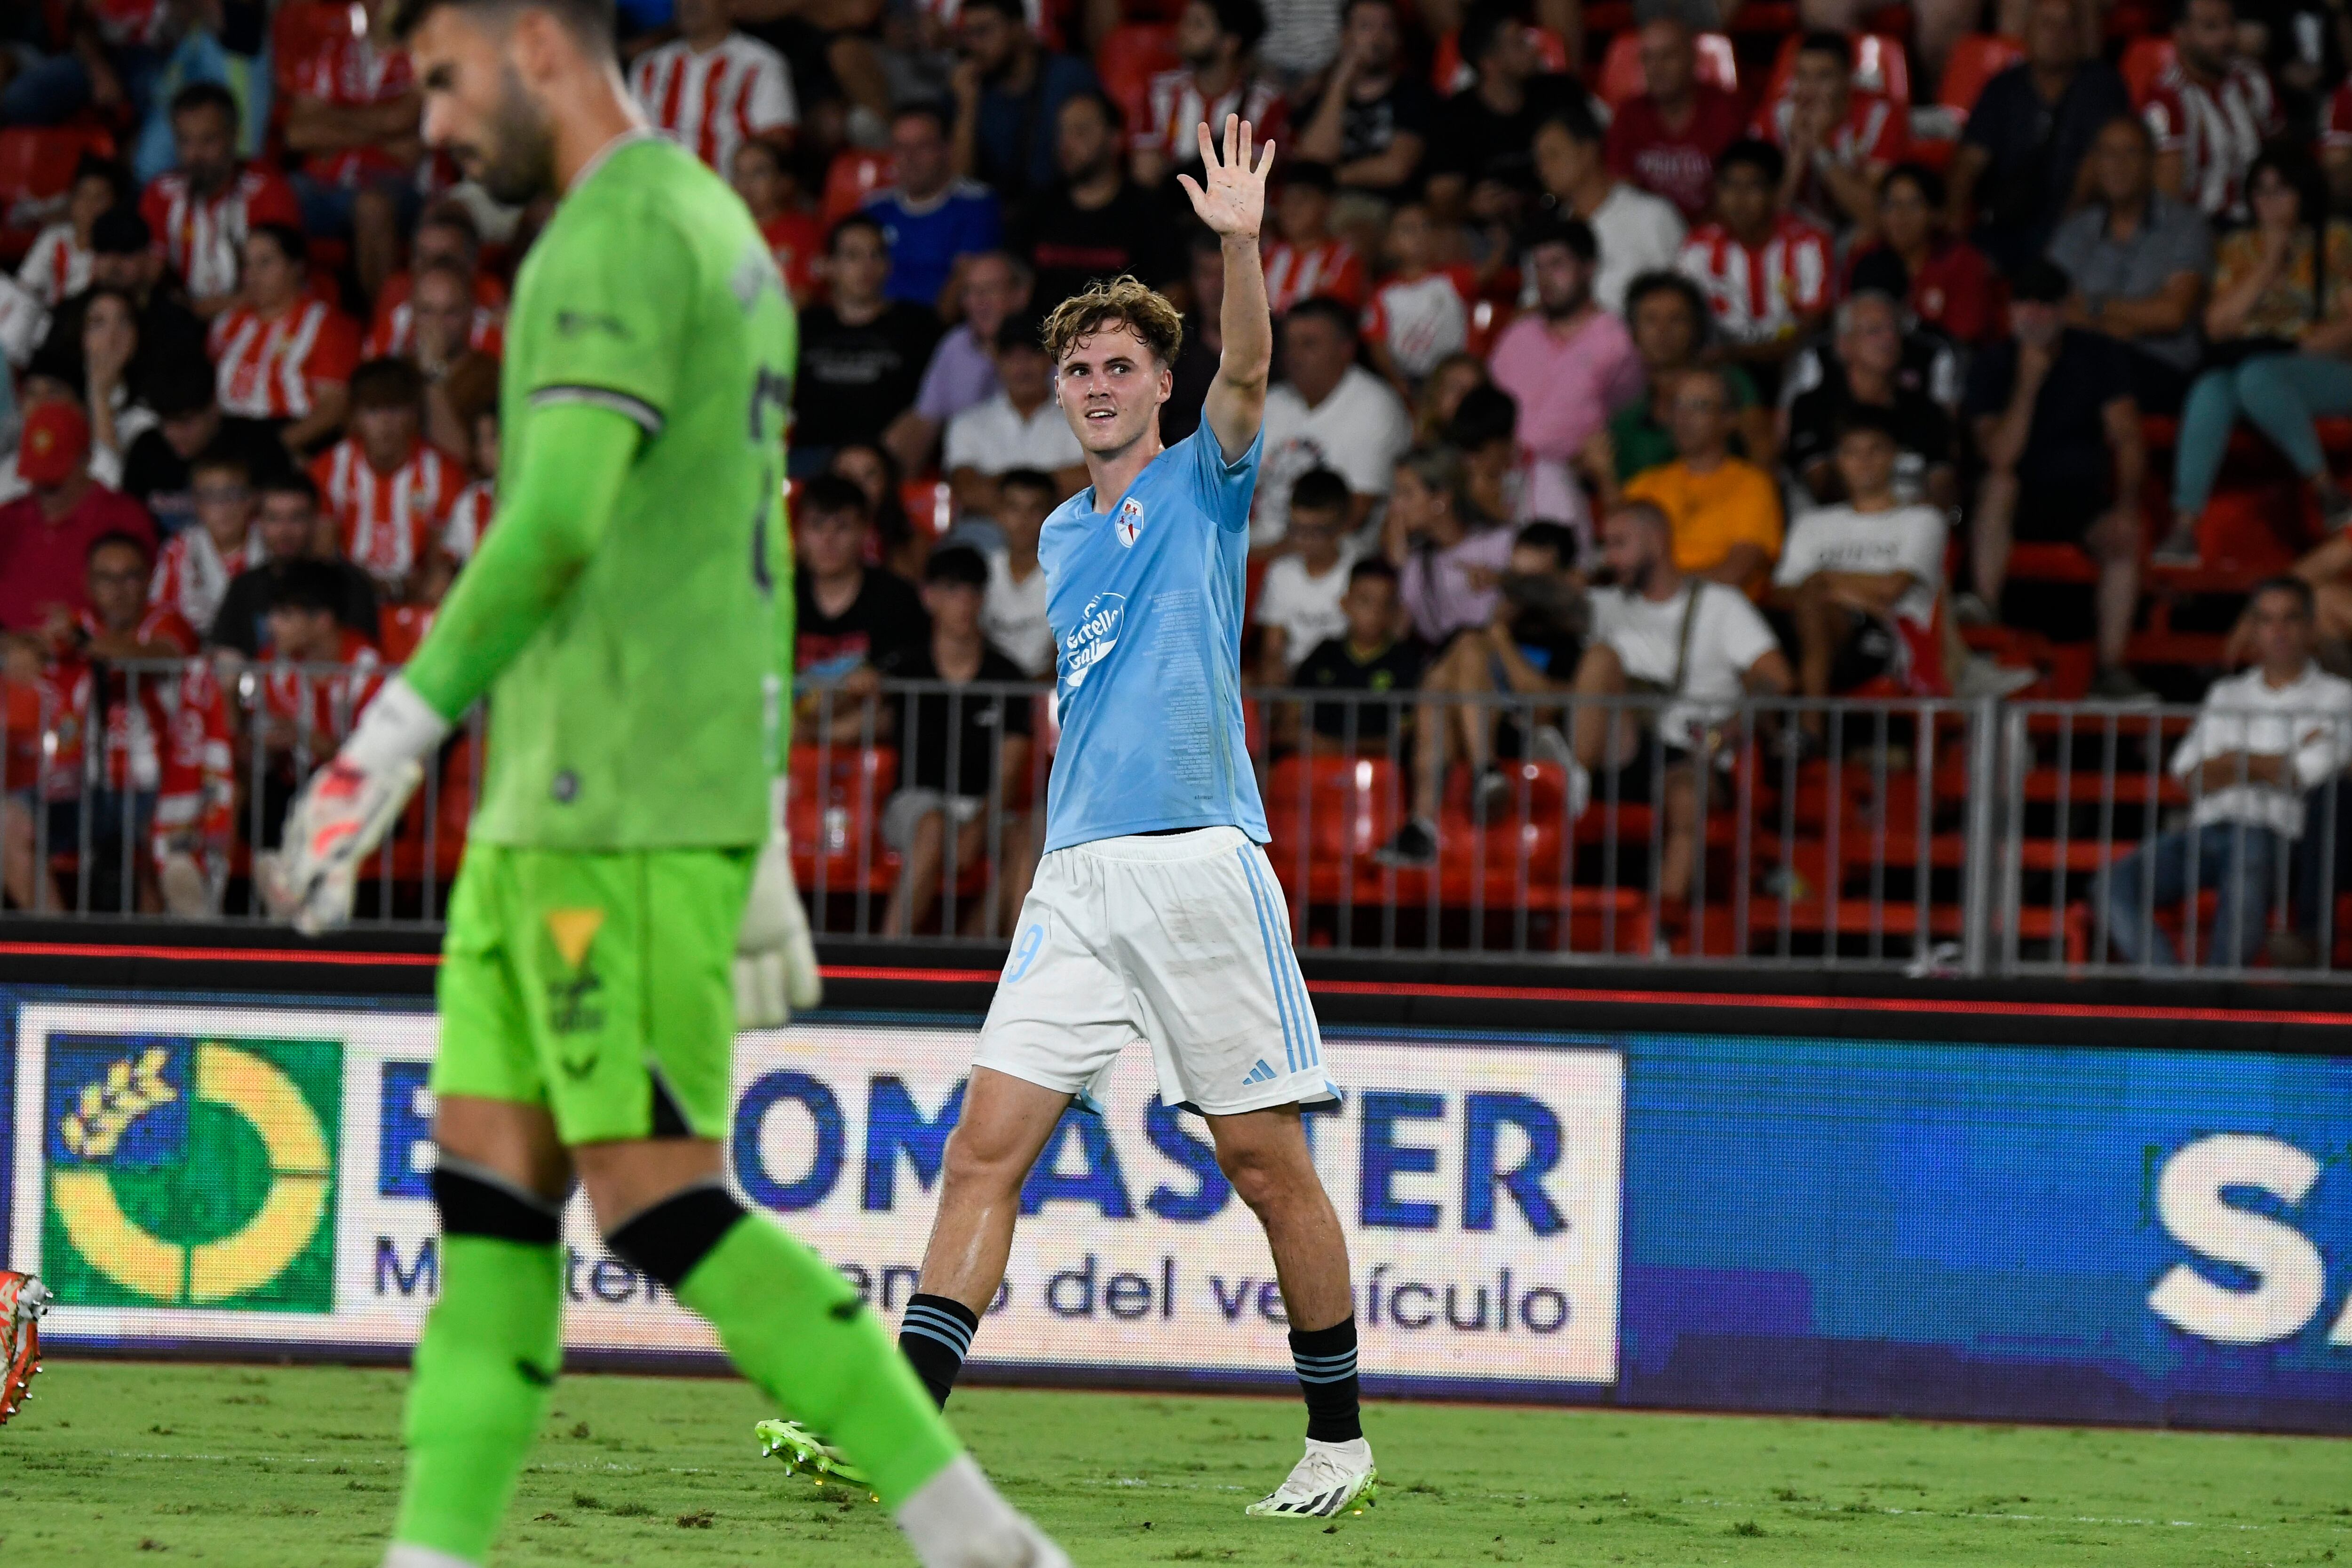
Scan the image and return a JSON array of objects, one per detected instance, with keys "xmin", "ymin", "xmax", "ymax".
[
  {"xmin": 1263, "ymin": 161, "xmax": 1367, "ymax": 314},
  {"xmin": 312, "ymin": 358, "xmax": 463, "ymax": 601},
  {"xmin": 1385, "ymin": 443, "xmax": 1516, "ymax": 646},
  {"xmin": 2146, "ymin": 0, "xmax": 2280, "ymax": 221},
  {"xmin": 18, "ymin": 154, "xmax": 126, "ymax": 308},
  {"xmin": 875, "ymin": 544, "xmax": 1036, "ymax": 936},
  {"xmin": 1362, "ymin": 200, "xmax": 1475, "ymax": 388},
  {"xmin": 209, "ymin": 224, "xmax": 361, "ymax": 459},
  {"xmin": 1756, "ymin": 30, "xmax": 1907, "ymax": 236},
  {"xmin": 980, "ymin": 468, "xmax": 1056, "ymax": 678},
  {"xmin": 866, "ymin": 102, "xmax": 1004, "ymax": 314},
  {"xmin": 1677, "ymin": 140, "xmax": 1834, "ymax": 394},
  {"xmin": 1133, "ymin": 0, "xmax": 1286, "ymax": 190},
  {"xmin": 1291, "ymin": 557, "xmax": 1423, "ymax": 745},
  {"xmin": 795, "ymin": 215, "xmax": 944, "ymax": 473},
  {"xmin": 139, "ymin": 81, "xmax": 301, "ymax": 316},
  {"xmin": 944, "ymin": 312, "xmax": 1087, "ymax": 519},
  {"xmin": 731, "ymin": 139, "xmax": 824, "ymax": 306},
  {"xmin": 1845, "ymin": 163, "xmax": 2004, "ymax": 348},
  {"xmin": 1255, "ymin": 468, "xmax": 1361, "ymax": 681},
  {"xmin": 1622, "ymin": 366, "xmax": 1783, "ymax": 594},
  {"xmin": 254, "ymin": 560, "xmax": 385, "ymax": 786},
  {"xmin": 1604, "ymin": 18, "xmax": 1746, "ymax": 223},
  {"xmin": 1532, "ymin": 96, "xmax": 1684, "ymax": 314},
  {"xmin": 118, "ymin": 358, "xmax": 291, "ymax": 538},
  {"xmin": 1258, "ymin": 296, "xmax": 1413, "ymax": 545},
  {"xmin": 1449, "ymin": 382, "xmax": 1524, "ymax": 534},
  {"xmin": 151, "ymin": 444, "xmax": 263, "ymax": 634},
  {"xmin": 1771, "ymin": 412, "xmax": 1952, "ymax": 741},
  {"xmin": 832, "ymin": 442, "xmax": 930, "ymax": 584},
  {"xmin": 0, "ymin": 401, "xmax": 157, "ymax": 633},
  {"xmin": 210, "ymin": 471, "xmax": 381, "ymax": 656},
  {"xmin": 795, "ymin": 474, "xmax": 930, "ymax": 741},
  {"xmin": 1291, "ymin": 0, "xmax": 1432, "ymax": 206},
  {"xmin": 1488, "ymin": 212, "xmax": 1643, "ymax": 533},
  {"xmin": 629, "ymin": 0, "xmax": 798, "ymax": 173}
]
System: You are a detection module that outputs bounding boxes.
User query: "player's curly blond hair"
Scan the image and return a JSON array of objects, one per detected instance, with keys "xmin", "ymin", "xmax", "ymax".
[{"xmin": 1041, "ymin": 276, "xmax": 1184, "ymax": 368}]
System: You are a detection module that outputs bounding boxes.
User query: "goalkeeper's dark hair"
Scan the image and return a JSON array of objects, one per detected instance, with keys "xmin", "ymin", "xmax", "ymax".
[
  {"xmin": 269, "ymin": 559, "xmax": 348, "ymax": 617},
  {"xmin": 1042, "ymin": 274, "xmax": 1183, "ymax": 368},
  {"xmin": 386, "ymin": 0, "xmax": 616, "ymax": 53}
]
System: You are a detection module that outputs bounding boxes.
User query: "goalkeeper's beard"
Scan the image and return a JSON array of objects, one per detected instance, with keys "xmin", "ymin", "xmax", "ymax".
[{"xmin": 473, "ymin": 64, "xmax": 559, "ymax": 207}]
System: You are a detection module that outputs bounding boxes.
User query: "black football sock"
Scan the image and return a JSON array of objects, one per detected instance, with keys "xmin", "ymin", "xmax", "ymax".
[
  {"xmin": 1290, "ymin": 1317, "xmax": 1363, "ymax": 1444},
  {"xmin": 898, "ymin": 1293, "xmax": 980, "ymax": 1409}
]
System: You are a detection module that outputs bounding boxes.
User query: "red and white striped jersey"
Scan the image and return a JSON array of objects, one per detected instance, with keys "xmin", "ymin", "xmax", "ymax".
[
  {"xmin": 16, "ymin": 223, "xmax": 91, "ymax": 308},
  {"xmin": 313, "ymin": 437, "xmax": 465, "ymax": 588},
  {"xmin": 630, "ymin": 33, "xmax": 798, "ymax": 173},
  {"xmin": 31, "ymin": 605, "xmax": 203, "ymax": 797},
  {"xmin": 153, "ymin": 655, "xmax": 236, "ymax": 871},
  {"xmin": 1132, "ymin": 68, "xmax": 1286, "ymax": 165},
  {"xmin": 1756, "ymin": 92, "xmax": 1908, "ymax": 226},
  {"xmin": 259, "ymin": 628, "xmax": 384, "ymax": 753},
  {"xmin": 1263, "ymin": 237, "xmax": 1366, "ymax": 314},
  {"xmin": 286, "ymin": 30, "xmax": 418, "ymax": 185},
  {"xmin": 441, "ymin": 479, "xmax": 495, "ymax": 563},
  {"xmin": 1361, "ymin": 266, "xmax": 1476, "ymax": 381},
  {"xmin": 362, "ymin": 300, "xmax": 505, "ymax": 361},
  {"xmin": 2143, "ymin": 57, "xmax": 2280, "ymax": 219},
  {"xmin": 1677, "ymin": 216, "xmax": 1836, "ymax": 347},
  {"xmin": 150, "ymin": 525, "xmax": 263, "ymax": 636},
  {"xmin": 210, "ymin": 299, "xmax": 363, "ymax": 420},
  {"xmin": 140, "ymin": 165, "xmax": 304, "ymax": 302}
]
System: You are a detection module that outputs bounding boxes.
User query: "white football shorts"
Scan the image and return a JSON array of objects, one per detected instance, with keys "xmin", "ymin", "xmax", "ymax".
[{"xmin": 975, "ymin": 825, "xmax": 1340, "ymax": 1117}]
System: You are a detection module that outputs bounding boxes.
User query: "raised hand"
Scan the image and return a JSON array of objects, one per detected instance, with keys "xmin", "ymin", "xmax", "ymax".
[{"xmin": 1178, "ymin": 113, "xmax": 1273, "ymax": 243}]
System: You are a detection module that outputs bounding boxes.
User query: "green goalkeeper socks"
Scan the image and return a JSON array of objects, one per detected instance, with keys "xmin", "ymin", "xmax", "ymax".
[
  {"xmin": 670, "ymin": 1206, "xmax": 962, "ymax": 1508},
  {"xmin": 392, "ymin": 1234, "xmax": 563, "ymax": 1563}
]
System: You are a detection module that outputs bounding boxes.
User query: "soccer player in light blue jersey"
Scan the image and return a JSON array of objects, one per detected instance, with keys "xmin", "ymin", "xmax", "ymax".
[{"xmin": 901, "ymin": 115, "xmax": 1375, "ymax": 1520}]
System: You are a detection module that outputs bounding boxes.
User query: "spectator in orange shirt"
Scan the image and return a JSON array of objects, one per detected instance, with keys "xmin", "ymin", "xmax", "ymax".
[{"xmin": 1621, "ymin": 366, "xmax": 1783, "ymax": 593}]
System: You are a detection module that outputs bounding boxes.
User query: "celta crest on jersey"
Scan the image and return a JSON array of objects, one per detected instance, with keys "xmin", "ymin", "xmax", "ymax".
[
  {"xmin": 1115, "ymin": 495, "xmax": 1145, "ymax": 548},
  {"xmin": 1060, "ymin": 591, "xmax": 1125, "ymax": 691}
]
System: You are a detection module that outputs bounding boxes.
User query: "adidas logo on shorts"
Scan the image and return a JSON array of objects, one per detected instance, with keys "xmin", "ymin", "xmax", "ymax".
[{"xmin": 1241, "ymin": 1059, "xmax": 1278, "ymax": 1086}]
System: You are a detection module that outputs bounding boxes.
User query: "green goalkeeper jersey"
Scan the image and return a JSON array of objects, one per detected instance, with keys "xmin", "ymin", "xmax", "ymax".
[{"xmin": 468, "ymin": 134, "xmax": 795, "ymax": 851}]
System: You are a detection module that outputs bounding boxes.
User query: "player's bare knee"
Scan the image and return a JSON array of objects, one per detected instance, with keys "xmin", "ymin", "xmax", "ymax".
[
  {"xmin": 939, "ymin": 1119, "xmax": 1033, "ymax": 1199},
  {"xmin": 1213, "ymin": 1132, "xmax": 1311, "ymax": 1217}
]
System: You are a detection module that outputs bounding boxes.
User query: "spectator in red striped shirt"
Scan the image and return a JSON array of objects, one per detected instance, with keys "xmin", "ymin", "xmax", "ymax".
[
  {"xmin": 629, "ymin": 0, "xmax": 799, "ymax": 174},
  {"xmin": 365, "ymin": 203, "xmax": 509, "ymax": 358},
  {"xmin": 151, "ymin": 445, "xmax": 264, "ymax": 636},
  {"xmin": 310, "ymin": 358, "xmax": 463, "ymax": 602},
  {"xmin": 2145, "ymin": 0, "xmax": 2280, "ymax": 223},
  {"xmin": 1756, "ymin": 30, "xmax": 1907, "ymax": 238},
  {"xmin": 1132, "ymin": 0, "xmax": 1286, "ymax": 189},
  {"xmin": 138, "ymin": 82, "xmax": 303, "ymax": 318},
  {"xmin": 208, "ymin": 224, "xmax": 362, "ymax": 459},
  {"xmin": 1676, "ymin": 139, "xmax": 1835, "ymax": 395},
  {"xmin": 280, "ymin": 0, "xmax": 423, "ymax": 302},
  {"xmin": 367, "ymin": 259, "xmax": 502, "ymax": 372},
  {"xmin": 1263, "ymin": 160, "xmax": 1367, "ymax": 315},
  {"xmin": 17, "ymin": 154, "xmax": 127, "ymax": 310}
]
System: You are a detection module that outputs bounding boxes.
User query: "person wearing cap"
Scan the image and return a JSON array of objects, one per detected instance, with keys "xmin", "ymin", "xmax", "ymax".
[
  {"xmin": 1961, "ymin": 255, "xmax": 2149, "ymax": 700},
  {"xmin": 0, "ymin": 401, "xmax": 159, "ymax": 634},
  {"xmin": 873, "ymin": 544, "xmax": 1037, "ymax": 939}
]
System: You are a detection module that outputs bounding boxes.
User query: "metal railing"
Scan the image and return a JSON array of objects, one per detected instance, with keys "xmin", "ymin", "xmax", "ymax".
[{"xmin": 8, "ymin": 663, "xmax": 2352, "ymax": 980}]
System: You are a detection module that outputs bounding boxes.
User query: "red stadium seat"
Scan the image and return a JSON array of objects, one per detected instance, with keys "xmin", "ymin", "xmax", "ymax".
[
  {"xmin": 1430, "ymin": 25, "xmax": 1572, "ymax": 94},
  {"xmin": 2121, "ymin": 36, "xmax": 2175, "ymax": 106},
  {"xmin": 788, "ymin": 745, "xmax": 900, "ymax": 893},
  {"xmin": 0, "ymin": 125, "xmax": 116, "ymax": 204},
  {"xmin": 1763, "ymin": 31, "xmax": 1911, "ymax": 112},
  {"xmin": 1262, "ymin": 752, "xmax": 1405, "ymax": 902},
  {"xmin": 1596, "ymin": 30, "xmax": 1737, "ymax": 111},
  {"xmin": 899, "ymin": 478, "xmax": 953, "ymax": 538},
  {"xmin": 1097, "ymin": 23, "xmax": 1178, "ymax": 127},
  {"xmin": 821, "ymin": 149, "xmax": 897, "ymax": 226},
  {"xmin": 379, "ymin": 605, "xmax": 434, "ymax": 665}
]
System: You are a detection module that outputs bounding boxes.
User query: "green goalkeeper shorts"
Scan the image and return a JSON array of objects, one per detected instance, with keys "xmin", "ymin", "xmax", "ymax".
[{"xmin": 433, "ymin": 842, "xmax": 757, "ymax": 1146}]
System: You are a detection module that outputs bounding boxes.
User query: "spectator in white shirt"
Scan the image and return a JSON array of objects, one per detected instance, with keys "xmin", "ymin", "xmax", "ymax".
[
  {"xmin": 1531, "ymin": 96, "xmax": 1685, "ymax": 315},
  {"xmin": 2100, "ymin": 575, "xmax": 2352, "ymax": 968},
  {"xmin": 1254, "ymin": 468, "xmax": 1360, "ymax": 681},
  {"xmin": 1257, "ymin": 295, "xmax": 1413, "ymax": 547},
  {"xmin": 1571, "ymin": 499, "xmax": 1792, "ymax": 909},
  {"xmin": 980, "ymin": 467, "xmax": 1057, "ymax": 678},
  {"xmin": 944, "ymin": 312, "xmax": 1088, "ymax": 522},
  {"xmin": 1769, "ymin": 412, "xmax": 1949, "ymax": 747}
]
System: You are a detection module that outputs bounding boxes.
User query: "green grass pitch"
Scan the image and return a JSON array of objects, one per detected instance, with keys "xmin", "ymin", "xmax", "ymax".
[{"xmin": 3, "ymin": 1361, "xmax": 2349, "ymax": 1565}]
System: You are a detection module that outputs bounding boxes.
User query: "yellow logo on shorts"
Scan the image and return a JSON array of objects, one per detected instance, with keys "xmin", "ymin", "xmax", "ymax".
[{"xmin": 544, "ymin": 908, "xmax": 607, "ymax": 1038}]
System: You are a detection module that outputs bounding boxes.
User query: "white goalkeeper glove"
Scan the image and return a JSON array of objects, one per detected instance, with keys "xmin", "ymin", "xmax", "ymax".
[
  {"xmin": 734, "ymin": 777, "xmax": 821, "ymax": 1028},
  {"xmin": 258, "ymin": 677, "xmax": 445, "ymax": 936}
]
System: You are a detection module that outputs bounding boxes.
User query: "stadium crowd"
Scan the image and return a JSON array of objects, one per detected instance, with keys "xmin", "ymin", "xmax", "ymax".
[{"xmin": 10, "ymin": 0, "xmax": 2352, "ymax": 959}]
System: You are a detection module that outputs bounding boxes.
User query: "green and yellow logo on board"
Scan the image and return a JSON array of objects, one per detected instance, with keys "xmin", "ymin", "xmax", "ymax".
[{"xmin": 43, "ymin": 1035, "xmax": 340, "ymax": 1312}]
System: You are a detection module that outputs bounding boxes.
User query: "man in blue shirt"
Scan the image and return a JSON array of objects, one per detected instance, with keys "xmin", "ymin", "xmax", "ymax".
[
  {"xmin": 899, "ymin": 115, "xmax": 1376, "ymax": 1524},
  {"xmin": 865, "ymin": 102, "xmax": 1004, "ymax": 314}
]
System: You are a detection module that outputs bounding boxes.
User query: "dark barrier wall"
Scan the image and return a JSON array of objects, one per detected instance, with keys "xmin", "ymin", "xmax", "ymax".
[{"xmin": 1, "ymin": 933, "xmax": 2348, "ymax": 1432}]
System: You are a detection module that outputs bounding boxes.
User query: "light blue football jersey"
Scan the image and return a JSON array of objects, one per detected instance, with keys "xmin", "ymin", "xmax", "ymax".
[{"xmin": 1039, "ymin": 426, "xmax": 1270, "ymax": 853}]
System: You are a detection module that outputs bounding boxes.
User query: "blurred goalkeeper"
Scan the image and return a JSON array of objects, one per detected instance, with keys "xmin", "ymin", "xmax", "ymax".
[{"xmin": 263, "ymin": 2, "xmax": 1069, "ymax": 1566}]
